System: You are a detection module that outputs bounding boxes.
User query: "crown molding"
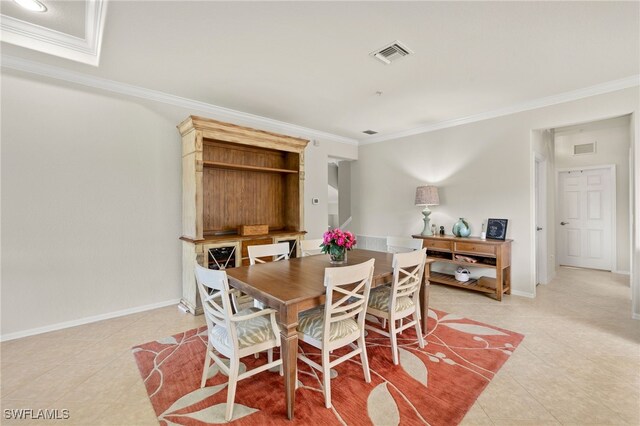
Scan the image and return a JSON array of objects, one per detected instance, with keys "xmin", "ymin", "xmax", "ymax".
[
  {"xmin": 0, "ymin": 55, "xmax": 359, "ymax": 145},
  {"xmin": 0, "ymin": 0, "xmax": 108, "ymax": 66},
  {"xmin": 360, "ymin": 75, "xmax": 640, "ymax": 145}
]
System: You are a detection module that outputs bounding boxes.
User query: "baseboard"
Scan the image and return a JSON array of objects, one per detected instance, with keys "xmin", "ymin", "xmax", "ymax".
[
  {"xmin": 510, "ymin": 289, "xmax": 536, "ymax": 298},
  {"xmin": 0, "ymin": 298, "xmax": 181, "ymax": 342},
  {"xmin": 613, "ymin": 270, "xmax": 631, "ymax": 275}
]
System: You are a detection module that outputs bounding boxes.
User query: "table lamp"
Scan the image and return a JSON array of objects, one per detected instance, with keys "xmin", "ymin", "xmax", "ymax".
[{"xmin": 415, "ymin": 185, "xmax": 439, "ymax": 236}]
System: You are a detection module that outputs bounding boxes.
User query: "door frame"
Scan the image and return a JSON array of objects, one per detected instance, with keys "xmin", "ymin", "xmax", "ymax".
[
  {"xmin": 555, "ymin": 164, "xmax": 617, "ymax": 272},
  {"xmin": 535, "ymin": 153, "xmax": 549, "ymax": 284}
]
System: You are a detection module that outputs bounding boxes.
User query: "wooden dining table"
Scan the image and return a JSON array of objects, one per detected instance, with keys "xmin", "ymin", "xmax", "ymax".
[{"xmin": 225, "ymin": 248, "xmax": 432, "ymax": 420}]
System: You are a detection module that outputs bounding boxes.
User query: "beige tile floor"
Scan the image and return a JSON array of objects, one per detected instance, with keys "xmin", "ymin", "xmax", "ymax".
[{"xmin": 1, "ymin": 267, "xmax": 638, "ymax": 425}]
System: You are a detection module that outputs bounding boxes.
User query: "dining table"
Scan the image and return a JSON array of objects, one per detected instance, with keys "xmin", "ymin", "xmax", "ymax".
[{"xmin": 225, "ymin": 248, "xmax": 432, "ymax": 420}]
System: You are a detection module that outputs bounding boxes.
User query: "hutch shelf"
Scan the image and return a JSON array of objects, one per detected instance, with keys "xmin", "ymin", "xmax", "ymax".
[
  {"xmin": 178, "ymin": 116, "xmax": 309, "ymax": 314},
  {"xmin": 412, "ymin": 234, "xmax": 512, "ymax": 301}
]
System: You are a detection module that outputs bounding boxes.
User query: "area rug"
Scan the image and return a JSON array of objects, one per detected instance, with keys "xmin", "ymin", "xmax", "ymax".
[{"xmin": 132, "ymin": 309, "xmax": 523, "ymax": 425}]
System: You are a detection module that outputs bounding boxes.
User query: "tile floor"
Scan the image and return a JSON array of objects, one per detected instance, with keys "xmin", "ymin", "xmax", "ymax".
[{"xmin": 1, "ymin": 267, "xmax": 638, "ymax": 425}]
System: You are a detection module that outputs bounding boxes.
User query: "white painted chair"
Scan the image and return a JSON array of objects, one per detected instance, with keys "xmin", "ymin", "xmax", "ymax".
[
  {"xmin": 195, "ymin": 264, "xmax": 282, "ymax": 421},
  {"xmin": 297, "ymin": 259, "xmax": 375, "ymax": 408},
  {"xmin": 386, "ymin": 236, "xmax": 424, "ymax": 253},
  {"xmin": 300, "ymin": 238, "xmax": 324, "ymax": 256},
  {"xmin": 247, "ymin": 242, "xmax": 290, "ymax": 309},
  {"xmin": 248, "ymin": 242, "xmax": 290, "ymax": 265},
  {"xmin": 365, "ymin": 249, "xmax": 426, "ymax": 365}
]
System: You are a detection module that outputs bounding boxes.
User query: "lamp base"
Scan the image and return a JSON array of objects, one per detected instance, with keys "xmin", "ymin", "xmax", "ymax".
[{"xmin": 421, "ymin": 207, "xmax": 433, "ymax": 236}]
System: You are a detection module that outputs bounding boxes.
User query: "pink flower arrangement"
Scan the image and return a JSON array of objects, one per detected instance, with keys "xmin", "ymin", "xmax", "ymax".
[{"xmin": 321, "ymin": 228, "xmax": 356, "ymax": 257}]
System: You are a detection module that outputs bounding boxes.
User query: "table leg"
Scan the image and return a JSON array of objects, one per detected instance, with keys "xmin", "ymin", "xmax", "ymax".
[
  {"xmin": 421, "ymin": 262, "xmax": 431, "ymax": 332},
  {"xmin": 279, "ymin": 307, "xmax": 298, "ymax": 420}
]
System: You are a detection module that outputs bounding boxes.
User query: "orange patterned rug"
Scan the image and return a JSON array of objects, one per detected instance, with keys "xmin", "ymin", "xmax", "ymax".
[{"xmin": 132, "ymin": 309, "xmax": 523, "ymax": 425}]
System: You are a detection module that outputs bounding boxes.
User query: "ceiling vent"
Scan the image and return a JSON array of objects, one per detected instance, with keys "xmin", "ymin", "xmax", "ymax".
[
  {"xmin": 370, "ymin": 40, "xmax": 413, "ymax": 64},
  {"xmin": 362, "ymin": 130, "xmax": 378, "ymax": 135},
  {"xmin": 573, "ymin": 142, "xmax": 596, "ymax": 155}
]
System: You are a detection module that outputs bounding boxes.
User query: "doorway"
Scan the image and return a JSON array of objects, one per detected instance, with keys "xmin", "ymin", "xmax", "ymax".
[
  {"xmin": 532, "ymin": 115, "xmax": 633, "ymax": 304},
  {"xmin": 557, "ymin": 166, "xmax": 615, "ymax": 271},
  {"xmin": 535, "ymin": 155, "xmax": 548, "ymax": 284},
  {"xmin": 328, "ymin": 159, "xmax": 353, "ymax": 230}
]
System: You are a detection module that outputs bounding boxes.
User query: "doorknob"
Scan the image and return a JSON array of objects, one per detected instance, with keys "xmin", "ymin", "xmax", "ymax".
[
  {"xmin": 560, "ymin": 221, "xmax": 569, "ymax": 225},
  {"xmin": 536, "ymin": 227, "xmax": 543, "ymax": 231}
]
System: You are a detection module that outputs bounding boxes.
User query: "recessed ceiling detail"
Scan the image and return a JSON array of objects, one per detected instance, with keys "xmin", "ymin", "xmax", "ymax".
[
  {"xmin": 14, "ymin": 0, "xmax": 47, "ymax": 13},
  {"xmin": 370, "ymin": 40, "xmax": 413, "ymax": 65},
  {"xmin": 0, "ymin": 0, "xmax": 108, "ymax": 66}
]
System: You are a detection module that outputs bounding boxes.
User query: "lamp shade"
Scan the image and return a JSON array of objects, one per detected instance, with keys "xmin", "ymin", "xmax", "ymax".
[{"xmin": 415, "ymin": 185, "xmax": 439, "ymax": 206}]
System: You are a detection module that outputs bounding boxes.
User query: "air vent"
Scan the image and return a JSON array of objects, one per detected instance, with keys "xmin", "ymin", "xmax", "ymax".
[
  {"xmin": 370, "ymin": 40, "xmax": 413, "ymax": 64},
  {"xmin": 573, "ymin": 142, "xmax": 596, "ymax": 155},
  {"xmin": 362, "ymin": 130, "xmax": 378, "ymax": 135}
]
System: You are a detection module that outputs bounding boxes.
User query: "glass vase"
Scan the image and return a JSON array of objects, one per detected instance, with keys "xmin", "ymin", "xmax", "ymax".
[{"xmin": 330, "ymin": 247, "xmax": 347, "ymax": 265}]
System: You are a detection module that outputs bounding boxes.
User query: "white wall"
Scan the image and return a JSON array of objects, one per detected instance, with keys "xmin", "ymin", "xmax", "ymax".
[
  {"xmin": 352, "ymin": 87, "xmax": 639, "ymax": 299},
  {"xmin": 0, "ymin": 70, "xmax": 356, "ymax": 337},
  {"xmin": 554, "ymin": 116, "xmax": 631, "ymax": 273}
]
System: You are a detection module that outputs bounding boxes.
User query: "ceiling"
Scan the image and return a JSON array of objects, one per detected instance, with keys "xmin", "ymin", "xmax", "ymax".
[{"xmin": 1, "ymin": 1, "xmax": 639, "ymax": 143}]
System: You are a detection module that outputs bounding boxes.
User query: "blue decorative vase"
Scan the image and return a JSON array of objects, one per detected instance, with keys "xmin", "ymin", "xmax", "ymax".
[{"xmin": 452, "ymin": 218, "xmax": 471, "ymax": 237}]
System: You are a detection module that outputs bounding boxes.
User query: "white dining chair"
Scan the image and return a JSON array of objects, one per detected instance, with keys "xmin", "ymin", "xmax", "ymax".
[
  {"xmin": 247, "ymin": 242, "xmax": 290, "ymax": 309},
  {"xmin": 386, "ymin": 236, "xmax": 424, "ymax": 253},
  {"xmin": 248, "ymin": 242, "xmax": 290, "ymax": 265},
  {"xmin": 297, "ymin": 259, "xmax": 375, "ymax": 408},
  {"xmin": 195, "ymin": 264, "xmax": 282, "ymax": 421},
  {"xmin": 300, "ymin": 238, "xmax": 324, "ymax": 256},
  {"xmin": 365, "ymin": 248, "xmax": 427, "ymax": 365}
]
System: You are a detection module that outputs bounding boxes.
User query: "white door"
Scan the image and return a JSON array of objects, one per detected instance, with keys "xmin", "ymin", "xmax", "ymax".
[{"xmin": 558, "ymin": 168, "xmax": 613, "ymax": 270}]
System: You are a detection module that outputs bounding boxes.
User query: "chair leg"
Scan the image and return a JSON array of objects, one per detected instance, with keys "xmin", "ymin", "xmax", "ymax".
[
  {"xmin": 225, "ymin": 358, "xmax": 239, "ymax": 422},
  {"xmin": 415, "ymin": 311, "xmax": 425, "ymax": 348},
  {"xmin": 268, "ymin": 348, "xmax": 273, "ymax": 364},
  {"xmin": 389, "ymin": 320, "xmax": 399, "ymax": 365},
  {"xmin": 381, "ymin": 318, "xmax": 387, "ymax": 329},
  {"xmin": 322, "ymin": 350, "xmax": 332, "ymax": 408},
  {"xmin": 200, "ymin": 343, "xmax": 212, "ymax": 388},
  {"xmin": 359, "ymin": 335, "xmax": 371, "ymax": 383}
]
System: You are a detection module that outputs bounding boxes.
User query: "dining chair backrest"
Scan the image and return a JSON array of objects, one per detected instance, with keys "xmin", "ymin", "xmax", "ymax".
[
  {"xmin": 300, "ymin": 238, "xmax": 324, "ymax": 256},
  {"xmin": 195, "ymin": 264, "xmax": 237, "ymax": 352},
  {"xmin": 391, "ymin": 248, "xmax": 427, "ymax": 303},
  {"xmin": 322, "ymin": 258, "xmax": 375, "ymax": 346},
  {"xmin": 248, "ymin": 242, "xmax": 290, "ymax": 265},
  {"xmin": 386, "ymin": 236, "xmax": 423, "ymax": 253}
]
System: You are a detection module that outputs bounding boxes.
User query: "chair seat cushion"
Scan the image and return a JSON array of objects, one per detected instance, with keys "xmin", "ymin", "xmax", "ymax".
[
  {"xmin": 209, "ymin": 308, "xmax": 276, "ymax": 349},
  {"xmin": 297, "ymin": 307, "xmax": 359, "ymax": 341},
  {"xmin": 368, "ymin": 286, "xmax": 414, "ymax": 313}
]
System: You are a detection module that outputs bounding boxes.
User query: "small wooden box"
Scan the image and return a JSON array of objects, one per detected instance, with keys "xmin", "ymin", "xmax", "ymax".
[{"xmin": 238, "ymin": 224, "xmax": 269, "ymax": 236}]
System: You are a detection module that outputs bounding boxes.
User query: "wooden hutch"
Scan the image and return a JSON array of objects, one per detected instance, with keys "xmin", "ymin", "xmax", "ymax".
[{"xmin": 178, "ymin": 116, "xmax": 309, "ymax": 314}]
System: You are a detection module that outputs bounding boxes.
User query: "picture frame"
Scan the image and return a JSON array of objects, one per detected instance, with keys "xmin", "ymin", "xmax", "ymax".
[{"xmin": 486, "ymin": 218, "xmax": 508, "ymax": 240}]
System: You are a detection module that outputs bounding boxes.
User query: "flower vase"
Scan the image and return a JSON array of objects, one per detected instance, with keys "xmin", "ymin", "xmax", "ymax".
[
  {"xmin": 452, "ymin": 218, "xmax": 471, "ymax": 237},
  {"xmin": 330, "ymin": 248, "xmax": 347, "ymax": 265}
]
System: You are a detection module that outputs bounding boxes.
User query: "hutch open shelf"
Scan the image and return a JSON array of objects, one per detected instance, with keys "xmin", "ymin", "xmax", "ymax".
[{"xmin": 178, "ymin": 116, "xmax": 308, "ymax": 314}]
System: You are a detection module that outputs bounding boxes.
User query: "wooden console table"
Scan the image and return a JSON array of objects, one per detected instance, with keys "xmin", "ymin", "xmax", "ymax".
[{"xmin": 412, "ymin": 235, "xmax": 512, "ymax": 301}]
